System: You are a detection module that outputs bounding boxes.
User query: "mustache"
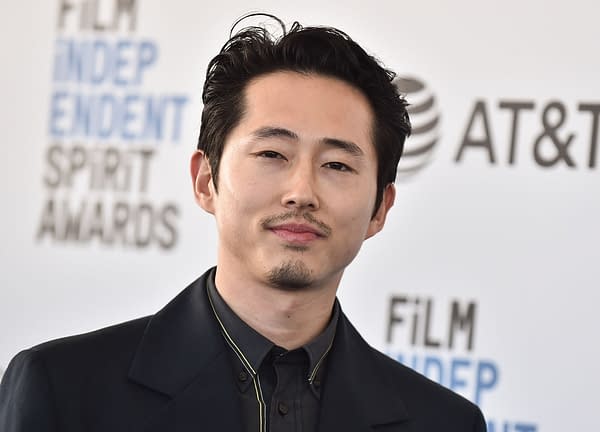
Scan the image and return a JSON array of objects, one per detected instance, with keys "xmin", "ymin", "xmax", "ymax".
[{"xmin": 260, "ymin": 212, "xmax": 332, "ymax": 237}]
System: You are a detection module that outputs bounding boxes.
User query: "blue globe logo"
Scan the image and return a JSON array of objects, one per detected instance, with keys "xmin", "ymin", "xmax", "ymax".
[{"xmin": 393, "ymin": 76, "xmax": 441, "ymax": 180}]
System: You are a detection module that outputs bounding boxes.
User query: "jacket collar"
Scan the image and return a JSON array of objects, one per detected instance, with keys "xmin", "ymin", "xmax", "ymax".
[
  {"xmin": 128, "ymin": 268, "xmax": 410, "ymax": 431},
  {"xmin": 128, "ymin": 268, "xmax": 224, "ymax": 397},
  {"xmin": 318, "ymin": 312, "xmax": 410, "ymax": 431},
  {"xmin": 128, "ymin": 268, "xmax": 244, "ymax": 431}
]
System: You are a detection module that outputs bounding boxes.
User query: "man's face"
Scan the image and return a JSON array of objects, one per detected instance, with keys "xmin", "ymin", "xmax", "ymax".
[{"xmin": 192, "ymin": 71, "xmax": 394, "ymax": 291}]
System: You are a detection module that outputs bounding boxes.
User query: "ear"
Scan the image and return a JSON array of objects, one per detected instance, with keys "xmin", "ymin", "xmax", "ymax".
[
  {"xmin": 190, "ymin": 150, "xmax": 216, "ymax": 214},
  {"xmin": 365, "ymin": 183, "xmax": 395, "ymax": 240}
]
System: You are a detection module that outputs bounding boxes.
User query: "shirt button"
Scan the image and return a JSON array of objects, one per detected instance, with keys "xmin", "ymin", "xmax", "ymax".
[
  {"xmin": 238, "ymin": 371, "xmax": 248, "ymax": 382},
  {"xmin": 278, "ymin": 402, "xmax": 289, "ymax": 416}
]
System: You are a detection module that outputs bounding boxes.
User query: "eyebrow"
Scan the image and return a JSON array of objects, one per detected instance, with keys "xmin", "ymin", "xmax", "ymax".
[
  {"xmin": 320, "ymin": 137, "xmax": 364, "ymax": 157},
  {"xmin": 251, "ymin": 126, "xmax": 365, "ymax": 157},
  {"xmin": 253, "ymin": 126, "xmax": 298, "ymax": 140}
]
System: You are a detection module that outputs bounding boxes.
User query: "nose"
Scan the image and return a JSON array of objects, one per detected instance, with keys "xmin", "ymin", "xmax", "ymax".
[{"xmin": 280, "ymin": 162, "xmax": 320, "ymax": 211}]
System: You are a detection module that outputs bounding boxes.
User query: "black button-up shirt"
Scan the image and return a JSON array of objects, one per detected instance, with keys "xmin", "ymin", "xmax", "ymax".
[{"xmin": 207, "ymin": 271, "xmax": 339, "ymax": 432}]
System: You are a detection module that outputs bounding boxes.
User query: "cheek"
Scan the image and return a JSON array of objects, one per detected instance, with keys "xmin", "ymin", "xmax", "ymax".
[
  {"xmin": 218, "ymin": 163, "xmax": 258, "ymax": 210},
  {"xmin": 215, "ymin": 175, "xmax": 273, "ymax": 233},
  {"xmin": 336, "ymin": 184, "xmax": 377, "ymax": 224},
  {"xmin": 333, "ymin": 201, "xmax": 375, "ymax": 247},
  {"xmin": 346, "ymin": 200, "xmax": 378, "ymax": 246}
]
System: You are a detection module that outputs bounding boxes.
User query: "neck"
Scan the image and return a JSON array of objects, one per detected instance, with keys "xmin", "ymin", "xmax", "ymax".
[{"xmin": 214, "ymin": 265, "xmax": 339, "ymax": 350}]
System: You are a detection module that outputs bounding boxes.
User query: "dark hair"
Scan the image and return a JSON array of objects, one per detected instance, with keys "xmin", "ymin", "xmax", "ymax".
[{"xmin": 197, "ymin": 14, "xmax": 411, "ymax": 213}]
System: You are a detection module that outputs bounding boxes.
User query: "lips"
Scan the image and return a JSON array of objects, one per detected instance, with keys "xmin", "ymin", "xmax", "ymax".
[{"xmin": 269, "ymin": 223, "xmax": 326, "ymax": 243}]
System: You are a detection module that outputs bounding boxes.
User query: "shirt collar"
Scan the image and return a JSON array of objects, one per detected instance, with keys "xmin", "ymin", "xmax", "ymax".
[
  {"xmin": 304, "ymin": 297, "xmax": 339, "ymax": 383},
  {"xmin": 206, "ymin": 267, "xmax": 339, "ymax": 380}
]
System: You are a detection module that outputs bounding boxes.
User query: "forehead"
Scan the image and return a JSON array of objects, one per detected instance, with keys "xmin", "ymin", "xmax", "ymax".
[{"xmin": 234, "ymin": 71, "xmax": 376, "ymax": 157}]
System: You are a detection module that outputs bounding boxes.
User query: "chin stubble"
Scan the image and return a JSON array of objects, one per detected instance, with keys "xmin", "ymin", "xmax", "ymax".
[{"xmin": 266, "ymin": 260, "xmax": 314, "ymax": 291}]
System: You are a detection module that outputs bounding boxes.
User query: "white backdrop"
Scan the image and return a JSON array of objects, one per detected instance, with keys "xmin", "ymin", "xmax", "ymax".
[{"xmin": 1, "ymin": 1, "xmax": 599, "ymax": 431}]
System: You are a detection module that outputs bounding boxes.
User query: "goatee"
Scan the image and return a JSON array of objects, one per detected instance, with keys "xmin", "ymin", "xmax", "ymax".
[{"xmin": 267, "ymin": 260, "xmax": 313, "ymax": 290}]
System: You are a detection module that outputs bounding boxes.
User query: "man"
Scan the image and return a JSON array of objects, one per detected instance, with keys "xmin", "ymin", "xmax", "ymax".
[{"xmin": 0, "ymin": 16, "xmax": 486, "ymax": 432}]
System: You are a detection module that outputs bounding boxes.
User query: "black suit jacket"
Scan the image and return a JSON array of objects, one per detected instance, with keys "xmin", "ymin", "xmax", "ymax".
[{"xmin": 0, "ymin": 269, "xmax": 486, "ymax": 431}]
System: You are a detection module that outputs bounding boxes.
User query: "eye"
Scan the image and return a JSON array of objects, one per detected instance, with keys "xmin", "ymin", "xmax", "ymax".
[
  {"xmin": 256, "ymin": 150, "xmax": 285, "ymax": 159},
  {"xmin": 324, "ymin": 161, "xmax": 353, "ymax": 172}
]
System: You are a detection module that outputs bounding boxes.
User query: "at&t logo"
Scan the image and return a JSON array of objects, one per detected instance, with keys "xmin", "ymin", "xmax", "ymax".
[{"xmin": 393, "ymin": 76, "xmax": 441, "ymax": 180}]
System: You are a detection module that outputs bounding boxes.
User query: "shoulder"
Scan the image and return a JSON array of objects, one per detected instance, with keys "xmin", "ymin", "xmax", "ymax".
[
  {"xmin": 339, "ymin": 315, "xmax": 486, "ymax": 430},
  {"xmin": 30, "ymin": 316, "xmax": 151, "ymax": 366},
  {"xmin": 0, "ymin": 317, "xmax": 152, "ymax": 430},
  {"xmin": 4, "ymin": 316, "xmax": 151, "ymax": 390},
  {"xmin": 370, "ymin": 346, "xmax": 486, "ymax": 429}
]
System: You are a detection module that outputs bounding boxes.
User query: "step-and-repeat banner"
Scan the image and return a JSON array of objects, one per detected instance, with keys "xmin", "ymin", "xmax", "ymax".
[{"xmin": 1, "ymin": 1, "xmax": 598, "ymax": 431}]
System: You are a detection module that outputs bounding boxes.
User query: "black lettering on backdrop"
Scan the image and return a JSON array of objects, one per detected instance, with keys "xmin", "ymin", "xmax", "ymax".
[
  {"xmin": 455, "ymin": 100, "xmax": 496, "ymax": 164},
  {"xmin": 43, "ymin": 143, "xmax": 154, "ymax": 192},
  {"xmin": 448, "ymin": 301, "xmax": 476, "ymax": 350},
  {"xmin": 533, "ymin": 101, "xmax": 576, "ymax": 168},
  {"xmin": 498, "ymin": 101, "xmax": 535, "ymax": 164},
  {"xmin": 387, "ymin": 296, "xmax": 477, "ymax": 352},
  {"xmin": 113, "ymin": 201, "xmax": 130, "ymax": 243},
  {"xmin": 578, "ymin": 103, "xmax": 600, "ymax": 168},
  {"xmin": 36, "ymin": 198, "xmax": 179, "ymax": 249},
  {"xmin": 456, "ymin": 99, "xmax": 600, "ymax": 170},
  {"xmin": 87, "ymin": 201, "xmax": 105, "ymax": 240},
  {"xmin": 387, "ymin": 296, "xmax": 407, "ymax": 343},
  {"xmin": 58, "ymin": 0, "xmax": 137, "ymax": 32},
  {"xmin": 44, "ymin": 145, "xmax": 64, "ymax": 188},
  {"xmin": 37, "ymin": 200, "xmax": 58, "ymax": 239},
  {"xmin": 424, "ymin": 300, "xmax": 441, "ymax": 348},
  {"xmin": 157, "ymin": 204, "xmax": 178, "ymax": 249}
]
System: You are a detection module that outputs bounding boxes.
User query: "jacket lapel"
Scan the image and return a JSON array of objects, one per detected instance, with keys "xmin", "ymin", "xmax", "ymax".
[
  {"xmin": 318, "ymin": 311, "xmax": 411, "ymax": 432},
  {"xmin": 138, "ymin": 351, "xmax": 242, "ymax": 432},
  {"xmin": 128, "ymin": 268, "xmax": 244, "ymax": 432}
]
